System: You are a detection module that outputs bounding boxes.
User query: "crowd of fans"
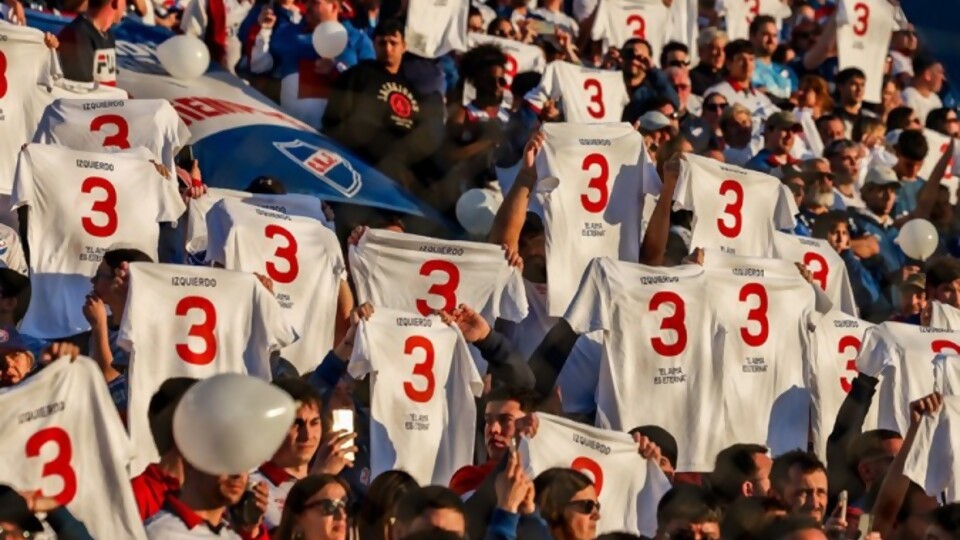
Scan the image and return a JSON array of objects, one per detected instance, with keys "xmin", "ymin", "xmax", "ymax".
[{"xmin": 3, "ymin": 0, "xmax": 960, "ymax": 539}]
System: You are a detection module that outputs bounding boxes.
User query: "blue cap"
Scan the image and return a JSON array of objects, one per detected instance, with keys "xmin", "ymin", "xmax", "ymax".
[{"xmin": 0, "ymin": 327, "xmax": 31, "ymax": 352}]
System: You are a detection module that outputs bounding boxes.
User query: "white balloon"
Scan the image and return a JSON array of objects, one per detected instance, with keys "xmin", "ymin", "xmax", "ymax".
[
  {"xmin": 312, "ymin": 21, "xmax": 349, "ymax": 58},
  {"xmin": 173, "ymin": 374, "xmax": 296, "ymax": 475},
  {"xmin": 456, "ymin": 188, "xmax": 503, "ymax": 236},
  {"xmin": 896, "ymin": 218, "xmax": 939, "ymax": 261},
  {"xmin": 156, "ymin": 35, "xmax": 210, "ymax": 80}
]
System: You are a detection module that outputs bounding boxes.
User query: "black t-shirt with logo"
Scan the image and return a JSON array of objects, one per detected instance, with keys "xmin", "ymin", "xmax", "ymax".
[
  {"xmin": 322, "ymin": 60, "xmax": 427, "ymax": 170},
  {"xmin": 57, "ymin": 15, "xmax": 117, "ymax": 85}
]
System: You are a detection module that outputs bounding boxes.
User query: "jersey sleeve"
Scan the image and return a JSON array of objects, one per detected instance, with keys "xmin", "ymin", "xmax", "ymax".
[
  {"xmin": 496, "ymin": 266, "xmax": 529, "ymax": 323},
  {"xmin": 902, "ymin": 411, "xmax": 950, "ymax": 497},
  {"xmin": 855, "ymin": 326, "xmax": 895, "ymax": 378},
  {"xmin": 673, "ymin": 156, "xmax": 696, "ymax": 212},
  {"xmin": 347, "ymin": 244, "xmax": 374, "ymax": 305},
  {"xmin": 563, "ymin": 258, "xmax": 611, "ymax": 335},
  {"xmin": 10, "ymin": 147, "xmax": 36, "ymax": 208},
  {"xmin": 774, "ymin": 184, "xmax": 799, "ymax": 230},
  {"xmin": 203, "ymin": 203, "xmax": 230, "ymax": 266},
  {"xmin": 253, "ymin": 279, "xmax": 299, "ymax": 354},
  {"xmin": 116, "ymin": 265, "xmax": 145, "ymax": 353},
  {"xmin": 154, "ymin": 171, "xmax": 188, "ymax": 224},
  {"xmin": 835, "ymin": 264, "xmax": 858, "ymax": 317},
  {"xmin": 346, "ymin": 319, "xmax": 374, "ymax": 379}
]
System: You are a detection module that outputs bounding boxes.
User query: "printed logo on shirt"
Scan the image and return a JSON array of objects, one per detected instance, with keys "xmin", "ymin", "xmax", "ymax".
[
  {"xmin": 272, "ymin": 140, "xmax": 362, "ymax": 197},
  {"xmin": 377, "ymin": 82, "xmax": 420, "ymax": 129},
  {"xmin": 94, "ymin": 48, "xmax": 118, "ymax": 85}
]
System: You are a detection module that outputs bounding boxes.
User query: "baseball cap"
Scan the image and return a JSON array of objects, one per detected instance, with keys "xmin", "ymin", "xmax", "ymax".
[
  {"xmin": 863, "ymin": 165, "xmax": 902, "ymax": 189},
  {"xmin": 638, "ymin": 110, "xmax": 672, "ymax": 132},
  {"xmin": 901, "ymin": 273, "xmax": 926, "ymax": 292},
  {"xmin": 0, "ymin": 485, "xmax": 44, "ymax": 533},
  {"xmin": 0, "ymin": 327, "xmax": 31, "ymax": 353},
  {"xmin": 765, "ymin": 111, "xmax": 803, "ymax": 133}
]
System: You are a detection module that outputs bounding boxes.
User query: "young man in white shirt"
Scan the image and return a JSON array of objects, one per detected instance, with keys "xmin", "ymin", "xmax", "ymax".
[
  {"xmin": 901, "ymin": 55, "xmax": 945, "ymax": 125},
  {"xmin": 705, "ymin": 39, "xmax": 778, "ymax": 121}
]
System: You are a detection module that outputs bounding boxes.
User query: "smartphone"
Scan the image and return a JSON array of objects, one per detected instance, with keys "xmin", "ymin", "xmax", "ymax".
[
  {"xmin": 331, "ymin": 409, "xmax": 355, "ymax": 461},
  {"xmin": 175, "ymin": 145, "xmax": 194, "ymax": 171},
  {"xmin": 529, "ymin": 19, "xmax": 555, "ymax": 35}
]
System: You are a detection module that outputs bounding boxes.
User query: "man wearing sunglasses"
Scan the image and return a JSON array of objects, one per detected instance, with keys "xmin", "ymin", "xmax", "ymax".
[{"xmin": 744, "ymin": 112, "xmax": 803, "ymax": 174}]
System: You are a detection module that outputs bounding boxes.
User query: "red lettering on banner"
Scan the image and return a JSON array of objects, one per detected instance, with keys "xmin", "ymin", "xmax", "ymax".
[
  {"xmin": 169, "ymin": 97, "xmax": 311, "ymax": 130},
  {"xmin": 308, "ymin": 153, "xmax": 337, "ymax": 174}
]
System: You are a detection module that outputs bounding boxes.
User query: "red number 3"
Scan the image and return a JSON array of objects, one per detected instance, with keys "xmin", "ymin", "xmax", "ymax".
[
  {"xmin": 265, "ymin": 225, "xmax": 299, "ymax": 284},
  {"xmin": 804, "ymin": 252, "xmax": 828, "ymax": 291},
  {"xmin": 81, "ymin": 176, "xmax": 118, "ymax": 238},
  {"xmin": 176, "ymin": 296, "xmax": 218, "ymax": 365},
  {"xmin": 571, "ymin": 456, "xmax": 604, "ymax": 495},
  {"xmin": 717, "ymin": 179, "xmax": 744, "ymax": 238},
  {"xmin": 90, "ymin": 114, "xmax": 131, "ymax": 149},
  {"xmin": 852, "ymin": 2, "xmax": 870, "ymax": 36},
  {"xmin": 739, "ymin": 283, "xmax": 769, "ymax": 347},
  {"xmin": 649, "ymin": 291, "xmax": 687, "ymax": 356},
  {"xmin": 26, "ymin": 427, "xmax": 77, "ymax": 506},
  {"xmin": 0, "ymin": 51, "xmax": 8, "ymax": 99},
  {"xmin": 403, "ymin": 335, "xmax": 436, "ymax": 403},
  {"xmin": 626, "ymin": 14, "xmax": 646, "ymax": 38},
  {"xmin": 580, "ymin": 153, "xmax": 609, "ymax": 214},
  {"xmin": 838, "ymin": 335, "xmax": 861, "ymax": 393},
  {"xmin": 583, "ymin": 78, "xmax": 605, "ymax": 119},
  {"xmin": 416, "ymin": 260, "xmax": 460, "ymax": 316}
]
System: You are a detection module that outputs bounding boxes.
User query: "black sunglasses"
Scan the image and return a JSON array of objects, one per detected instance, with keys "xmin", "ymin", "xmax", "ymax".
[
  {"xmin": 667, "ymin": 59, "xmax": 691, "ymax": 68},
  {"xmin": 704, "ymin": 102, "xmax": 728, "ymax": 112},
  {"xmin": 567, "ymin": 500, "xmax": 601, "ymax": 514},
  {"xmin": 304, "ymin": 498, "xmax": 349, "ymax": 517}
]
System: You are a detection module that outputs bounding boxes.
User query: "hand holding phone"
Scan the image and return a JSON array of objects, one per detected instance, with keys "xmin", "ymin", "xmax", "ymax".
[{"xmin": 331, "ymin": 409, "xmax": 355, "ymax": 461}]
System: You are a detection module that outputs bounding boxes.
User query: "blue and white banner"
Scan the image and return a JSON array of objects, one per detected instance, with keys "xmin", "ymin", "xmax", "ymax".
[{"xmin": 26, "ymin": 10, "xmax": 433, "ymax": 217}]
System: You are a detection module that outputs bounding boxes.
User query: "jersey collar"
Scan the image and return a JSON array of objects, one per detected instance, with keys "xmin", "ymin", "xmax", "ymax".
[
  {"xmin": 162, "ymin": 495, "xmax": 228, "ymax": 534},
  {"xmin": 726, "ymin": 78, "xmax": 755, "ymax": 95},
  {"xmin": 258, "ymin": 461, "xmax": 296, "ymax": 487},
  {"xmin": 144, "ymin": 463, "xmax": 181, "ymax": 491}
]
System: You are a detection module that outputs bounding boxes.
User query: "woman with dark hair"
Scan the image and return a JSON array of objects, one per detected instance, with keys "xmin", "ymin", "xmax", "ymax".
[
  {"xmin": 795, "ymin": 75, "xmax": 834, "ymax": 119},
  {"xmin": 357, "ymin": 470, "xmax": 419, "ymax": 540},
  {"xmin": 274, "ymin": 475, "xmax": 352, "ymax": 540},
  {"xmin": 534, "ymin": 468, "xmax": 599, "ymax": 540}
]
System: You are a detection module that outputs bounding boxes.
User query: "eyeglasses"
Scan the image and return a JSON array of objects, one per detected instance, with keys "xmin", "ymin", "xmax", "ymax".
[
  {"xmin": 704, "ymin": 102, "xmax": 728, "ymax": 112},
  {"xmin": 304, "ymin": 498, "xmax": 349, "ymax": 517},
  {"xmin": 667, "ymin": 59, "xmax": 691, "ymax": 68},
  {"xmin": 567, "ymin": 500, "xmax": 601, "ymax": 514}
]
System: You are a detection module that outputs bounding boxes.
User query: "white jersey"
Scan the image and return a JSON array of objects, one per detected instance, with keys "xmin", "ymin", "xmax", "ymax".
[
  {"xmin": 205, "ymin": 198, "xmax": 345, "ymax": 373},
  {"xmin": 247, "ymin": 463, "xmax": 297, "ymax": 531},
  {"xmin": 186, "ymin": 188, "xmax": 332, "ymax": 257},
  {"xmin": 903, "ymin": 354, "xmax": 960, "ymax": 502},
  {"xmin": 836, "ymin": 0, "xmax": 903, "ymax": 103},
  {"xmin": 535, "ymin": 123, "xmax": 656, "ymax": 316},
  {"xmin": 0, "ymin": 358, "xmax": 147, "ymax": 540},
  {"xmin": 931, "ymin": 301, "xmax": 960, "ymax": 331},
  {"xmin": 704, "ymin": 80, "xmax": 780, "ymax": 122},
  {"xmin": 591, "ymin": 0, "xmax": 670, "ymax": 59},
  {"xmin": 348, "ymin": 309, "xmax": 482, "ymax": 486},
  {"xmin": 773, "ymin": 232, "xmax": 857, "ymax": 317},
  {"xmin": 349, "ymin": 229, "xmax": 527, "ymax": 322},
  {"xmin": 918, "ymin": 128, "xmax": 955, "ymax": 184},
  {"xmin": 676, "ymin": 153, "xmax": 796, "ymax": 257},
  {"xmin": 703, "ymin": 250, "xmax": 815, "ymax": 456},
  {"xmin": 405, "ymin": 0, "xmax": 468, "ymax": 59},
  {"xmin": 521, "ymin": 413, "xmax": 671, "ymax": 537},
  {"xmin": 721, "ymin": 0, "xmax": 792, "ymax": 42},
  {"xmin": 808, "ymin": 310, "xmax": 875, "ymax": 461},
  {"xmin": 0, "ymin": 24, "xmax": 58, "ymax": 196},
  {"xmin": 564, "ymin": 258, "xmax": 726, "ymax": 472},
  {"xmin": 118, "ymin": 263, "xmax": 297, "ymax": 474},
  {"xmin": 12, "ymin": 144, "xmax": 186, "ymax": 339},
  {"xmin": 856, "ymin": 322, "xmax": 960, "ymax": 435},
  {"xmin": 32, "ymin": 98, "xmax": 191, "ymax": 174},
  {"xmin": 901, "ymin": 87, "xmax": 943, "ymax": 125},
  {"xmin": 180, "ymin": 0, "xmax": 253, "ymax": 73},
  {"xmin": 538, "ymin": 61, "xmax": 629, "ymax": 123},
  {"xmin": 667, "ymin": 0, "xmax": 698, "ymax": 64},
  {"xmin": 466, "ymin": 33, "xmax": 546, "ymax": 84},
  {"xmin": 0, "ymin": 222, "xmax": 27, "ymax": 275}
]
